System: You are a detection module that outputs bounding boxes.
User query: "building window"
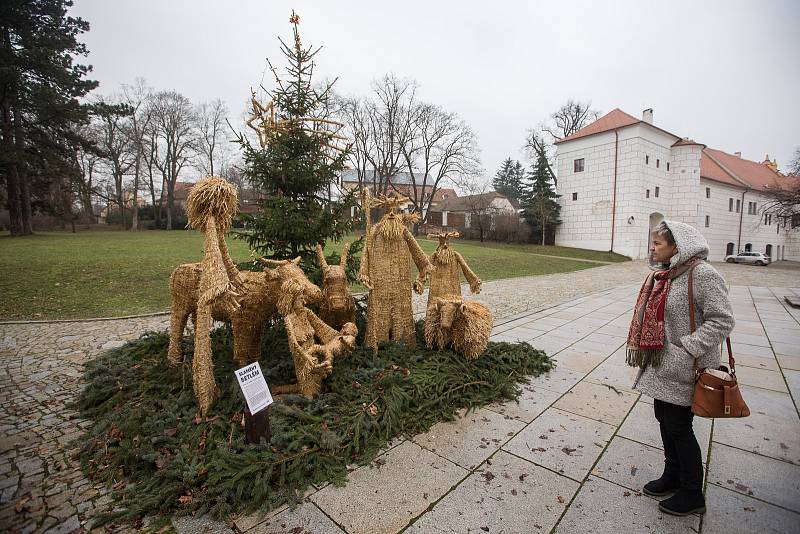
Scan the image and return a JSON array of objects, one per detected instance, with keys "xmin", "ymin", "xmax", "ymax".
[
  {"xmin": 729, "ymin": 198, "xmax": 733, "ymax": 211},
  {"xmin": 769, "ymin": 214, "xmax": 772, "ymax": 225},
  {"xmin": 764, "ymin": 213, "xmax": 768, "ymax": 225},
  {"xmin": 666, "ymin": 162, "xmax": 670, "ymax": 171},
  {"xmin": 736, "ymin": 199, "xmax": 741, "ymax": 213},
  {"xmin": 572, "ymin": 192, "xmax": 578, "ymax": 201},
  {"xmin": 646, "ymin": 189, "xmax": 650, "ymax": 198},
  {"xmin": 655, "ymin": 186, "xmax": 660, "ymax": 198},
  {"xmin": 706, "ymin": 187, "xmax": 710, "ymax": 199},
  {"xmin": 744, "ymin": 243, "xmax": 752, "ymax": 252},
  {"xmin": 442, "ymin": 211, "xmax": 448, "ymax": 226},
  {"xmin": 656, "ymin": 159, "xmax": 660, "ymax": 168},
  {"xmin": 705, "ymin": 215, "xmax": 710, "ymax": 227},
  {"xmin": 646, "ymin": 155, "xmax": 649, "ymax": 165},
  {"xmin": 574, "ymin": 158, "xmax": 584, "ymax": 173}
]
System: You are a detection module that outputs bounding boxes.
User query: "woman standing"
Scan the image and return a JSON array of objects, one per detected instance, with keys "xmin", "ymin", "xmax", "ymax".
[{"xmin": 628, "ymin": 220, "xmax": 735, "ymax": 516}]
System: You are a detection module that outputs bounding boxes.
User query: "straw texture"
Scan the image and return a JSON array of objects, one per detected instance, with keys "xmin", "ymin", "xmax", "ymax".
[
  {"xmin": 359, "ymin": 193, "xmax": 432, "ymax": 351},
  {"xmin": 424, "ymin": 296, "xmax": 493, "ymax": 360},
  {"xmin": 426, "ymin": 231, "xmax": 482, "ymax": 308},
  {"xmin": 316, "ymin": 243, "xmax": 356, "ymax": 330}
]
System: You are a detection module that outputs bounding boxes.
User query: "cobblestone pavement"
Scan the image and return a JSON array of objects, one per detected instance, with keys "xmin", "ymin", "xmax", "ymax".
[{"xmin": 1, "ymin": 260, "xmax": 798, "ymax": 533}]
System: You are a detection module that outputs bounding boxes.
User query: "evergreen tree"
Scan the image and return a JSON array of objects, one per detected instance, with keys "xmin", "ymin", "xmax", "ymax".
[
  {"xmin": 492, "ymin": 157, "xmax": 524, "ymax": 203},
  {"xmin": 511, "ymin": 160, "xmax": 525, "ymax": 201},
  {"xmin": 521, "ymin": 145, "xmax": 561, "ymax": 245},
  {"xmin": 236, "ymin": 14, "xmax": 355, "ymax": 264},
  {"xmin": 1, "ymin": 0, "xmax": 98, "ymax": 235}
]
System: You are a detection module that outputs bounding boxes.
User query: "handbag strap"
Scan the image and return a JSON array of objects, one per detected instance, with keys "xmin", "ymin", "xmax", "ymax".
[{"xmin": 688, "ymin": 262, "xmax": 734, "ymax": 372}]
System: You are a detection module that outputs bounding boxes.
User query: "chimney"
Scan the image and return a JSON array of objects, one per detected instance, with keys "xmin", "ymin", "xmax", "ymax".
[
  {"xmin": 642, "ymin": 108, "xmax": 653, "ymax": 124},
  {"xmin": 734, "ymin": 151, "xmax": 741, "ymax": 158}
]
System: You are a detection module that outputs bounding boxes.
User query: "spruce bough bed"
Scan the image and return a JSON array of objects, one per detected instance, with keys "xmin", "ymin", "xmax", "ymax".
[{"xmin": 75, "ymin": 321, "xmax": 553, "ymax": 528}]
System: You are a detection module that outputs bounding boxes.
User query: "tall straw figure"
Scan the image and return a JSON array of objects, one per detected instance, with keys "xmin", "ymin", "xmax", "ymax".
[{"xmin": 359, "ymin": 190, "xmax": 431, "ymax": 351}]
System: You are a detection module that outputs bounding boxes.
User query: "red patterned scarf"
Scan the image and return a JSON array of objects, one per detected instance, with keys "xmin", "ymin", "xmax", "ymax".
[{"xmin": 626, "ymin": 257, "xmax": 701, "ymax": 368}]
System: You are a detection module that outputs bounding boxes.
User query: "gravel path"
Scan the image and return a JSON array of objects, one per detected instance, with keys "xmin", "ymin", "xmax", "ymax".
[{"xmin": 1, "ymin": 260, "xmax": 798, "ymax": 533}]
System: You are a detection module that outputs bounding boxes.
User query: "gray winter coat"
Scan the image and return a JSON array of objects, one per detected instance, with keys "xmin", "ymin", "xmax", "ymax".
[{"xmin": 633, "ymin": 220, "xmax": 735, "ymax": 406}]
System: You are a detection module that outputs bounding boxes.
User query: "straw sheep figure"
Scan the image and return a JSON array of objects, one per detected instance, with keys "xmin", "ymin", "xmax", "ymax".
[
  {"xmin": 316, "ymin": 243, "xmax": 356, "ymax": 330},
  {"xmin": 424, "ymin": 296, "xmax": 493, "ymax": 360},
  {"xmin": 426, "ymin": 231, "xmax": 482, "ymax": 308},
  {"xmin": 358, "ymin": 191, "xmax": 432, "ymax": 351}
]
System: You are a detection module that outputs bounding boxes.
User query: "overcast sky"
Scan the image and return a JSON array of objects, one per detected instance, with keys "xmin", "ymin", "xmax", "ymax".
[{"xmin": 72, "ymin": 0, "xmax": 800, "ymax": 181}]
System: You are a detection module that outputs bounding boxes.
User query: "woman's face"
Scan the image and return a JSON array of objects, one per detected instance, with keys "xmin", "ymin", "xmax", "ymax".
[{"xmin": 650, "ymin": 232, "xmax": 678, "ymax": 264}]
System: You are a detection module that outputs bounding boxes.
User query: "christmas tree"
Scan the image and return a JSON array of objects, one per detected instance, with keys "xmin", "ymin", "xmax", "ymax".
[
  {"xmin": 236, "ymin": 12, "xmax": 355, "ymax": 264},
  {"xmin": 521, "ymin": 146, "xmax": 561, "ymax": 245}
]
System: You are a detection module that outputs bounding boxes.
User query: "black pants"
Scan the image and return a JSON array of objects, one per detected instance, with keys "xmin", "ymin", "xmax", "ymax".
[{"xmin": 653, "ymin": 399, "xmax": 704, "ymax": 496}]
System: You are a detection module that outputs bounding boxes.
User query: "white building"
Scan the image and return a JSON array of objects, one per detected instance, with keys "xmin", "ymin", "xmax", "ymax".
[{"xmin": 554, "ymin": 108, "xmax": 799, "ymax": 261}]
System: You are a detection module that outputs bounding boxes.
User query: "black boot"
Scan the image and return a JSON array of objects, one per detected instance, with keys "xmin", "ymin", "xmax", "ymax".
[
  {"xmin": 643, "ymin": 474, "xmax": 680, "ymax": 497},
  {"xmin": 659, "ymin": 490, "xmax": 706, "ymax": 516}
]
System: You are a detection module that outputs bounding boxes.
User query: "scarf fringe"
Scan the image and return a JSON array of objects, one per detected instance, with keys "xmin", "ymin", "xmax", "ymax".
[{"xmin": 626, "ymin": 348, "xmax": 662, "ymax": 369}]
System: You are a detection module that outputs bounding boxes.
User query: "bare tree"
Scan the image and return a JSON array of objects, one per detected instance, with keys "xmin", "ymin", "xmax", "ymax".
[
  {"xmin": 401, "ymin": 102, "xmax": 481, "ymax": 230},
  {"xmin": 451, "ymin": 174, "xmax": 499, "ymax": 243},
  {"xmin": 337, "ymin": 75, "xmax": 417, "ymax": 195},
  {"xmin": 73, "ymin": 123, "xmax": 101, "ymax": 222},
  {"xmin": 195, "ymin": 98, "xmax": 228, "ymax": 177},
  {"xmin": 761, "ymin": 148, "xmax": 800, "ymax": 227},
  {"xmin": 92, "ymin": 96, "xmax": 135, "ymax": 227},
  {"xmin": 121, "ymin": 78, "xmax": 153, "ymax": 230},
  {"xmin": 150, "ymin": 90, "xmax": 196, "ymax": 230},
  {"xmin": 524, "ymin": 100, "xmax": 600, "ymax": 187}
]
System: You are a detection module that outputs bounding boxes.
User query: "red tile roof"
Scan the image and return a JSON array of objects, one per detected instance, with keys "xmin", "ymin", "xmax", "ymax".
[
  {"xmin": 554, "ymin": 108, "xmax": 641, "ymax": 144},
  {"xmin": 701, "ymin": 148, "xmax": 784, "ymax": 192}
]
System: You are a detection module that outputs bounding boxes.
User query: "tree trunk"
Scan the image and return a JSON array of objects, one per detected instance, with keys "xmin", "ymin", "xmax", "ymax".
[
  {"xmin": 2, "ymin": 103, "xmax": 23, "ymax": 236},
  {"xmin": 14, "ymin": 109, "xmax": 33, "ymax": 235}
]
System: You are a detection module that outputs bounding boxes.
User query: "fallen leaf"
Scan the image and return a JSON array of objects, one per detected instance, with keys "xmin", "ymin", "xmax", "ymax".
[
  {"xmin": 519, "ymin": 473, "xmax": 529, "ymax": 482},
  {"xmin": 557, "ymin": 495, "xmax": 566, "ymax": 504},
  {"xmin": 630, "ymin": 465, "xmax": 638, "ymax": 476},
  {"xmin": 511, "ymin": 489, "xmax": 518, "ymax": 496},
  {"xmin": 14, "ymin": 495, "xmax": 30, "ymax": 513},
  {"xmin": 482, "ymin": 471, "xmax": 495, "ymax": 483},
  {"xmin": 178, "ymin": 495, "xmax": 193, "ymax": 505},
  {"xmin": 561, "ymin": 447, "xmax": 577, "ymax": 456},
  {"xmin": 743, "ymin": 506, "xmax": 755, "ymax": 512},
  {"xmin": 481, "ymin": 527, "xmax": 489, "ymax": 532},
  {"xmin": 539, "ymin": 434, "xmax": 549, "ymax": 440},
  {"xmin": 623, "ymin": 491, "xmax": 631, "ymax": 497},
  {"xmin": 164, "ymin": 428, "xmax": 178, "ymax": 437},
  {"xmin": 780, "ymin": 442, "xmax": 788, "ymax": 450}
]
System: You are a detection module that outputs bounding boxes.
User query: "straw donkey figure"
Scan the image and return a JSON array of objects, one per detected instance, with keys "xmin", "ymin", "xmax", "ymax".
[
  {"xmin": 359, "ymin": 190, "xmax": 432, "ymax": 351},
  {"xmin": 315, "ymin": 243, "xmax": 356, "ymax": 330},
  {"xmin": 426, "ymin": 231, "xmax": 482, "ymax": 308}
]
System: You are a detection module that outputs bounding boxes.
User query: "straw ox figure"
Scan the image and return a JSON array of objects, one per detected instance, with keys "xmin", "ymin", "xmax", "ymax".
[
  {"xmin": 426, "ymin": 231, "xmax": 482, "ymax": 307},
  {"xmin": 315, "ymin": 243, "xmax": 356, "ymax": 330},
  {"xmin": 358, "ymin": 190, "xmax": 432, "ymax": 351},
  {"xmin": 424, "ymin": 296, "xmax": 493, "ymax": 360}
]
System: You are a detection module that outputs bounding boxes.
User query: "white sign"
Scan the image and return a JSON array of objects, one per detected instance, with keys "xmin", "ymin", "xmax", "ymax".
[{"xmin": 234, "ymin": 362, "xmax": 273, "ymax": 414}]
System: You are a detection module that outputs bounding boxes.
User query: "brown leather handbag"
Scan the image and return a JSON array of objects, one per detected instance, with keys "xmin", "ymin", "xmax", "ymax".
[{"xmin": 687, "ymin": 264, "xmax": 750, "ymax": 418}]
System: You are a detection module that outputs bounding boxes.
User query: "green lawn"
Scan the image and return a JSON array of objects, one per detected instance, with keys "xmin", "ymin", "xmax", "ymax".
[{"xmin": 0, "ymin": 230, "xmax": 626, "ymax": 320}]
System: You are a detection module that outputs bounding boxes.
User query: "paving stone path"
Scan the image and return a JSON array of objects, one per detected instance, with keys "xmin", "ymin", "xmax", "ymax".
[{"xmin": 1, "ymin": 261, "xmax": 799, "ymax": 533}]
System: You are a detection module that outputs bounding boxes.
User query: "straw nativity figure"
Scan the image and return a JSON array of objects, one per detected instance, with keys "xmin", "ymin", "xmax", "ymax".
[
  {"xmin": 359, "ymin": 190, "xmax": 432, "ymax": 351},
  {"xmin": 167, "ymin": 176, "xmax": 332, "ymax": 415},
  {"xmin": 316, "ymin": 243, "xmax": 356, "ymax": 330},
  {"xmin": 273, "ymin": 273, "xmax": 358, "ymax": 398},
  {"xmin": 426, "ymin": 231, "xmax": 482, "ymax": 308}
]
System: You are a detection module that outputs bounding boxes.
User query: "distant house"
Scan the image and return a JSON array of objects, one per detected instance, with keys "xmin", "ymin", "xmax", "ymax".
[
  {"xmin": 425, "ymin": 191, "xmax": 517, "ymax": 231},
  {"xmin": 339, "ymin": 169, "xmax": 458, "ymax": 217}
]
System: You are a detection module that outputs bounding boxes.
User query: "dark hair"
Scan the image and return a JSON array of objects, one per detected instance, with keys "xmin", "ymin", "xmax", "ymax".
[{"xmin": 651, "ymin": 221, "xmax": 675, "ymax": 245}]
